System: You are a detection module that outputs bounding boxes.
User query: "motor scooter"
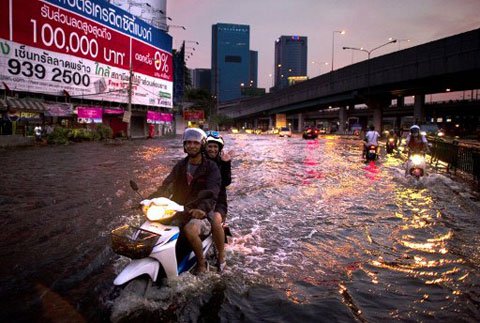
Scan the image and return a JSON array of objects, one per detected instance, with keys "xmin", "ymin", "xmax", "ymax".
[
  {"xmin": 111, "ymin": 181, "xmax": 226, "ymax": 286},
  {"xmin": 406, "ymin": 154, "xmax": 426, "ymax": 179},
  {"xmin": 386, "ymin": 137, "xmax": 396, "ymax": 154},
  {"xmin": 365, "ymin": 145, "xmax": 378, "ymax": 162}
]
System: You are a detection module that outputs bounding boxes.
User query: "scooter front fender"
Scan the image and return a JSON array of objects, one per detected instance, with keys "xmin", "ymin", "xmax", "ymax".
[{"xmin": 113, "ymin": 258, "xmax": 159, "ymax": 286}]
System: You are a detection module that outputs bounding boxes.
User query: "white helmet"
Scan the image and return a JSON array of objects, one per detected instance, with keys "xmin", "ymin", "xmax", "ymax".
[
  {"xmin": 183, "ymin": 128, "xmax": 207, "ymax": 146},
  {"xmin": 206, "ymin": 135, "xmax": 224, "ymax": 151},
  {"xmin": 183, "ymin": 128, "xmax": 207, "ymax": 154},
  {"xmin": 410, "ymin": 125, "xmax": 420, "ymax": 133}
]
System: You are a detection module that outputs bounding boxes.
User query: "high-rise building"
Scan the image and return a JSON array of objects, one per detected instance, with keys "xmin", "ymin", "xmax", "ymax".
[
  {"xmin": 274, "ymin": 35, "xmax": 308, "ymax": 90},
  {"xmin": 211, "ymin": 23, "xmax": 250, "ymax": 102},
  {"xmin": 249, "ymin": 50, "xmax": 258, "ymax": 88},
  {"xmin": 192, "ymin": 68, "xmax": 212, "ymax": 93}
]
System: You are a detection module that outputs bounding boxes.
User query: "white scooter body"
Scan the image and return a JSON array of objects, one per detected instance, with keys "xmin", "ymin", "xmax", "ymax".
[{"xmin": 113, "ymin": 197, "xmax": 215, "ymax": 286}]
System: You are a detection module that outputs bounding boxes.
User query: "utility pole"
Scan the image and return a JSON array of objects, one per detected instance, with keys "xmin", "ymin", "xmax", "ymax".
[
  {"xmin": 127, "ymin": 61, "xmax": 132, "ymax": 139},
  {"xmin": 126, "ymin": 38, "xmax": 133, "ymax": 139}
]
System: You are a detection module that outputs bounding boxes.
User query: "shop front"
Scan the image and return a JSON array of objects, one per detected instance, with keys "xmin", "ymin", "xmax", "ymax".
[{"xmin": 146, "ymin": 111, "xmax": 174, "ymax": 137}]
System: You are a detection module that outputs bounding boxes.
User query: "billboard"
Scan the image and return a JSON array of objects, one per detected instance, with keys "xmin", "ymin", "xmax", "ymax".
[
  {"xmin": 0, "ymin": 0, "xmax": 173, "ymax": 108},
  {"xmin": 183, "ymin": 110, "xmax": 205, "ymax": 121}
]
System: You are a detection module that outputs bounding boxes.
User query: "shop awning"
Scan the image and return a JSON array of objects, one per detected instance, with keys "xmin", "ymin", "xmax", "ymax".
[{"xmin": 2, "ymin": 97, "xmax": 48, "ymax": 112}]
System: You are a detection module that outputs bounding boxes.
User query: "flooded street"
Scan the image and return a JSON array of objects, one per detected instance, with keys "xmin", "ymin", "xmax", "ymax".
[{"xmin": 1, "ymin": 134, "xmax": 479, "ymax": 322}]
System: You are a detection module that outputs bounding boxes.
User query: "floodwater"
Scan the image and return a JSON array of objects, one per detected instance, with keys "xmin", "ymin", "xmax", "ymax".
[{"xmin": 0, "ymin": 134, "xmax": 479, "ymax": 322}]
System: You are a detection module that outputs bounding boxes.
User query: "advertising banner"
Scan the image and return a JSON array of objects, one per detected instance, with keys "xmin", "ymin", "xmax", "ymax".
[
  {"xmin": 146, "ymin": 110, "xmax": 161, "ymax": 124},
  {"xmin": 104, "ymin": 108, "xmax": 124, "ymax": 115},
  {"xmin": 160, "ymin": 112, "xmax": 173, "ymax": 123},
  {"xmin": 77, "ymin": 106, "xmax": 102, "ymax": 123},
  {"xmin": 0, "ymin": 0, "xmax": 173, "ymax": 108},
  {"xmin": 44, "ymin": 103, "xmax": 73, "ymax": 117},
  {"xmin": 183, "ymin": 110, "xmax": 205, "ymax": 121}
]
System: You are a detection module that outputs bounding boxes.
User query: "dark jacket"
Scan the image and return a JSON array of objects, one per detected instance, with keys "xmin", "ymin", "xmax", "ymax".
[
  {"xmin": 210, "ymin": 157, "xmax": 232, "ymax": 217},
  {"xmin": 406, "ymin": 135, "xmax": 428, "ymax": 154},
  {"xmin": 149, "ymin": 156, "xmax": 221, "ymax": 213}
]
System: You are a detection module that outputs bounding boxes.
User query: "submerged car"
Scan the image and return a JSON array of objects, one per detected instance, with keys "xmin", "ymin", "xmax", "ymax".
[
  {"xmin": 278, "ymin": 127, "xmax": 292, "ymax": 137},
  {"xmin": 302, "ymin": 127, "xmax": 319, "ymax": 139}
]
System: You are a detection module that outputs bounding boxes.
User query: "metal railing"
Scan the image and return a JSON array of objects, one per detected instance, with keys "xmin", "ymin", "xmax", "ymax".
[{"xmin": 430, "ymin": 139, "xmax": 480, "ymax": 188}]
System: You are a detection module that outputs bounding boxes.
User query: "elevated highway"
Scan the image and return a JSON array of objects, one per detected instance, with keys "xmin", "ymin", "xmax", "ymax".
[{"xmin": 219, "ymin": 28, "xmax": 480, "ymax": 132}]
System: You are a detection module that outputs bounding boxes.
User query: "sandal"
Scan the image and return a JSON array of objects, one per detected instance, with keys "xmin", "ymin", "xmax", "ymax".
[{"xmin": 217, "ymin": 261, "xmax": 227, "ymax": 273}]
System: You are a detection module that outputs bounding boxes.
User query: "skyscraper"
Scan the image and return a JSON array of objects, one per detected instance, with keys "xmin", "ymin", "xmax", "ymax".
[
  {"xmin": 249, "ymin": 50, "xmax": 258, "ymax": 88},
  {"xmin": 192, "ymin": 68, "xmax": 212, "ymax": 93},
  {"xmin": 211, "ymin": 23, "xmax": 250, "ymax": 102},
  {"xmin": 274, "ymin": 35, "xmax": 308, "ymax": 90}
]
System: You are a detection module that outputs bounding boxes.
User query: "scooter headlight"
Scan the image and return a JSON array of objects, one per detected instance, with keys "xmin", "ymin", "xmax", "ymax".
[
  {"xmin": 144, "ymin": 205, "xmax": 176, "ymax": 221},
  {"xmin": 410, "ymin": 154, "xmax": 425, "ymax": 166},
  {"xmin": 388, "ymin": 138, "xmax": 395, "ymax": 143},
  {"xmin": 141, "ymin": 198, "xmax": 184, "ymax": 222}
]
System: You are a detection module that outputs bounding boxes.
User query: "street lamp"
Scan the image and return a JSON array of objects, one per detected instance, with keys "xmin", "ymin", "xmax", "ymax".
[
  {"xmin": 342, "ymin": 38, "xmax": 397, "ymax": 60},
  {"xmin": 167, "ymin": 25, "xmax": 186, "ymax": 31},
  {"xmin": 342, "ymin": 39, "xmax": 397, "ymax": 96},
  {"xmin": 396, "ymin": 38, "xmax": 411, "ymax": 50},
  {"xmin": 311, "ymin": 61, "xmax": 329, "ymax": 76},
  {"xmin": 331, "ymin": 30, "xmax": 346, "ymax": 72}
]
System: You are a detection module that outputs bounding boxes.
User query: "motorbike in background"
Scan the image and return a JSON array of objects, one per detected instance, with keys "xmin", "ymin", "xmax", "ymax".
[
  {"xmin": 386, "ymin": 137, "xmax": 397, "ymax": 154},
  {"xmin": 365, "ymin": 145, "xmax": 378, "ymax": 162}
]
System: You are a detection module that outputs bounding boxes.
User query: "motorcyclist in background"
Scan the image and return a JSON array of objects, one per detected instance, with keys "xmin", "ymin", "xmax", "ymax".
[
  {"xmin": 386, "ymin": 129, "xmax": 398, "ymax": 153},
  {"xmin": 405, "ymin": 125, "xmax": 430, "ymax": 156},
  {"xmin": 205, "ymin": 131, "xmax": 232, "ymax": 272},
  {"xmin": 363, "ymin": 125, "xmax": 381, "ymax": 159}
]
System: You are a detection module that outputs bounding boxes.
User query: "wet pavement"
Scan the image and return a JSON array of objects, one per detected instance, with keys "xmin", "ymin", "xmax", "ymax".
[{"xmin": 0, "ymin": 134, "xmax": 479, "ymax": 322}]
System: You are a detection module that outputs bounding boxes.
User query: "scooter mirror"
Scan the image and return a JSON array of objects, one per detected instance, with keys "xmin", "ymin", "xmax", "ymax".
[{"xmin": 130, "ymin": 180, "xmax": 139, "ymax": 191}]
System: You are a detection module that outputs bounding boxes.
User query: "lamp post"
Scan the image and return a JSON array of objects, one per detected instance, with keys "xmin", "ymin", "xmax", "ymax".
[
  {"xmin": 342, "ymin": 39, "xmax": 397, "ymax": 97},
  {"xmin": 396, "ymin": 38, "xmax": 411, "ymax": 50},
  {"xmin": 311, "ymin": 61, "xmax": 329, "ymax": 76},
  {"xmin": 167, "ymin": 25, "xmax": 186, "ymax": 31},
  {"xmin": 342, "ymin": 38, "xmax": 397, "ymax": 60},
  {"xmin": 331, "ymin": 30, "xmax": 346, "ymax": 72}
]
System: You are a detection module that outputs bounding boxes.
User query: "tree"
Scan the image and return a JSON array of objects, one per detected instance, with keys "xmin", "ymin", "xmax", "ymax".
[{"xmin": 184, "ymin": 88, "xmax": 233, "ymax": 129}]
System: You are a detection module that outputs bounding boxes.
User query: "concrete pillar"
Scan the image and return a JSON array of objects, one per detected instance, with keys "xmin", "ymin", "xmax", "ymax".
[
  {"xmin": 297, "ymin": 113, "xmax": 303, "ymax": 132},
  {"xmin": 338, "ymin": 106, "xmax": 347, "ymax": 133},
  {"xmin": 268, "ymin": 115, "xmax": 273, "ymax": 129},
  {"xmin": 253, "ymin": 118, "xmax": 258, "ymax": 129},
  {"xmin": 413, "ymin": 94, "xmax": 426, "ymax": 124},
  {"xmin": 367, "ymin": 97, "xmax": 389, "ymax": 132},
  {"xmin": 397, "ymin": 96, "xmax": 405, "ymax": 108}
]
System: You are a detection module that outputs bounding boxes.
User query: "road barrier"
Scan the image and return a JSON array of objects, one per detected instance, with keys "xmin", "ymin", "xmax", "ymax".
[{"xmin": 430, "ymin": 139, "xmax": 480, "ymax": 188}]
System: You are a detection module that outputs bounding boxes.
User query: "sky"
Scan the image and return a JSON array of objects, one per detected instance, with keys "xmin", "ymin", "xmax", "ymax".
[{"xmin": 165, "ymin": 0, "xmax": 480, "ymax": 91}]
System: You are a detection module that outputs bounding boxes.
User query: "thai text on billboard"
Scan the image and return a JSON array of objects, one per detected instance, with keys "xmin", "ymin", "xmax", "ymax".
[
  {"xmin": 0, "ymin": 0, "xmax": 173, "ymax": 108},
  {"xmin": 183, "ymin": 110, "xmax": 205, "ymax": 121}
]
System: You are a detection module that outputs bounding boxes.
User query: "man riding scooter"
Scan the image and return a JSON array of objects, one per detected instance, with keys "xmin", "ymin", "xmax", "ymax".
[
  {"xmin": 363, "ymin": 125, "xmax": 380, "ymax": 161},
  {"xmin": 405, "ymin": 125, "xmax": 430, "ymax": 156},
  {"xmin": 149, "ymin": 128, "xmax": 221, "ymax": 274},
  {"xmin": 404, "ymin": 125, "xmax": 430, "ymax": 177},
  {"xmin": 386, "ymin": 129, "xmax": 398, "ymax": 154}
]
